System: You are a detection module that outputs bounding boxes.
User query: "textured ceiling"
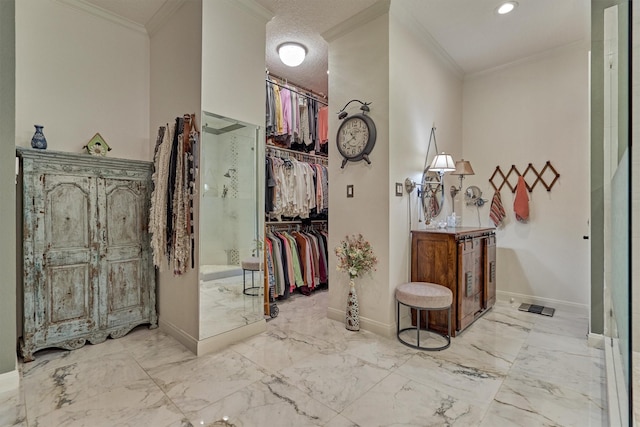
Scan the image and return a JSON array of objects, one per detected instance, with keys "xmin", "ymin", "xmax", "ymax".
[
  {"xmin": 80, "ymin": 0, "xmax": 589, "ymax": 96},
  {"xmin": 253, "ymin": 0, "xmax": 379, "ymax": 97}
]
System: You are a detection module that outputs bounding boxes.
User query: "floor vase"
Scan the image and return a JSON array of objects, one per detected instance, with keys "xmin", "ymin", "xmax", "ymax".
[{"xmin": 346, "ymin": 278, "xmax": 360, "ymax": 331}]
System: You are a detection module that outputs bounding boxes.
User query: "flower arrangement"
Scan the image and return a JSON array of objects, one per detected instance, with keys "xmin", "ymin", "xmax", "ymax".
[{"xmin": 335, "ymin": 234, "xmax": 378, "ymax": 280}]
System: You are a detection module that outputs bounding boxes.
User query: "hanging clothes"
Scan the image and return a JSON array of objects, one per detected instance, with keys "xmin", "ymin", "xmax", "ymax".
[
  {"xmin": 149, "ymin": 114, "xmax": 199, "ymax": 275},
  {"xmin": 265, "ymin": 226, "xmax": 329, "ymax": 298},
  {"xmin": 265, "ymin": 153, "xmax": 328, "ymax": 221},
  {"xmin": 265, "ymin": 79, "xmax": 328, "ymax": 151}
]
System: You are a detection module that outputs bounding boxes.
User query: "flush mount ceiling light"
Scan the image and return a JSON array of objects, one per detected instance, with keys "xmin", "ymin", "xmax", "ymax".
[
  {"xmin": 496, "ymin": 1, "xmax": 518, "ymax": 15},
  {"xmin": 278, "ymin": 42, "xmax": 306, "ymax": 67}
]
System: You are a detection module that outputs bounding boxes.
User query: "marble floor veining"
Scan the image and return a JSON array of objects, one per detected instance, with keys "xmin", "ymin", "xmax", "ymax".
[{"xmin": 2, "ymin": 291, "xmax": 607, "ymax": 426}]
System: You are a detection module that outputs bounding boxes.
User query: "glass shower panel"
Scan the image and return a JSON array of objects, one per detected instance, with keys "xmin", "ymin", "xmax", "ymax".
[
  {"xmin": 601, "ymin": 3, "xmax": 631, "ymax": 425},
  {"xmin": 199, "ymin": 111, "xmax": 263, "ymax": 340}
]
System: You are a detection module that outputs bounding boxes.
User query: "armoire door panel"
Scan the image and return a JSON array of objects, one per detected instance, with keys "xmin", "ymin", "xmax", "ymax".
[
  {"xmin": 45, "ymin": 181, "xmax": 91, "ymax": 249},
  {"xmin": 32, "ymin": 173, "xmax": 100, "ymax": 344},
  {"xmin": 107, "ymin": 259, "xmax": 143, "ymax": 310},
  {"xmin": 48, "ymin": 264, "xmax": 92, "ymax": 324},
  {"xmin": 105, "ymin": 184, "xmax": 141, "ymax": 246},
  {"xmin": 101, "ymin": 178, "xmax": 149, "ymax": 328}
]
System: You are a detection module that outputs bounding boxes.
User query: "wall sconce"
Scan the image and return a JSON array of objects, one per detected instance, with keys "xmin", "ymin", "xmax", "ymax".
[
  {"xmin": 404, "ymin": 127, "xmax": 455, "ymax": 196},
  {"xmin": 450, "ymin": 159, "xmax": 475, "ymax": 213},
  {"xmin": 450, "ymin": 159, "xmax": 475, "ymax": 198},
  {"xmin": 430, "ymin": 152, "xmax": 456, "ymax": 197}
]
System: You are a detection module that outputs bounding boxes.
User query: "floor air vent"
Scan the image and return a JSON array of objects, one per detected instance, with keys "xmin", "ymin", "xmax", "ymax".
[{"xmin": 518, "ymin": 303, "xmax": 555, "ymax": 317}]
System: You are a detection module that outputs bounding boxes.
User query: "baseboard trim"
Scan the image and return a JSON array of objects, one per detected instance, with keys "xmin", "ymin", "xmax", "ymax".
[
  {"xmin": 159, "ymin": 318, "xmax": 267, "ymax": 357},
  {"xmin": 158, "ymin": 318, "xmax": 198, "ymax": 355},
  {"xmin": 588, "ymin": 333, "xmax": 605, "ymax": 349},
  {"xmin": 496, "ymin": 291, "xmax": 589, "ymax": 316},
  {"xmin": 0, "ymin": 358, "xmax": 19, "ymax": 393},
  {"xmin": 327, "ymin": 307, "xmax": 395, "ymax": 339},
  {"xmin": 196, "ymin": 320, "xmax": 266, "ymax": 356}
]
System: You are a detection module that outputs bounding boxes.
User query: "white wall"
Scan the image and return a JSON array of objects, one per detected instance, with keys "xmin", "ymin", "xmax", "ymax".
[
  {"xmin": 388, "ymin": 7, "xmax": 463, "ymax": 324},
  {"xmin": 15, "ymin": 0, "xmax": 150, "ymax": 160},
  {"xmin": 325, "ymin": 4, "xmax": 464, "ymax": 335},
  {"xmin": 201, "ymin": 0, "xmax": 269, "ymax": 127},
  {"xmin": 462, "ymin": 43, "xmax": 591, "ymax": 311},
  {"xmin": 327, "ymin": 11, "xmax": 391, "ymax": 335},
  {"xmin": 151, "ymin": 0, "xmax": 268, "ymax": 352},
  {"xmin": 150, "ymin": 0, "xmax": 203, "ymax": 346}
]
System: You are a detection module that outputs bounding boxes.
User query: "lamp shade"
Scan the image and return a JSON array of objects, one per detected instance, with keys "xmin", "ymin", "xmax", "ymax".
[
  {"xmin": 451, "ymin": 159, "xmax": 475, "ymax": 176},
  {"xmin": 278, "ymin": 42, "xmax": 306, "ymax": 67},
  {"xmin": 430, "ymin": 153, "xmax": 456, "ymax": 172}
]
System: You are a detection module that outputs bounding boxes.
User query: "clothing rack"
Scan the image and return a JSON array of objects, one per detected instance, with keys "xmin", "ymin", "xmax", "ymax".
[
  {"xmin": 266, "ymin": 145, "xmax": 328, "ymax": 165},
  {"xmin": 266, "ymin": 74, "xmax": 328, "ymax": 106},
  {"xmin": 266, "ymin": 220, "xmax": 327, "ymax": 227}
]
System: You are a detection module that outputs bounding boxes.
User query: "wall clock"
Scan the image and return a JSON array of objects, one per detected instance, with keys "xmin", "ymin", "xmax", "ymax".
[{"xmin": 336, "ymin": 100, "xmax": 376, "ymax": 169}]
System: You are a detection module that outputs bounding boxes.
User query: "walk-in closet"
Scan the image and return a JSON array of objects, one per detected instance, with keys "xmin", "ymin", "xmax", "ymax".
[{"xmin": 263, "ymin": 75, "xmax": 330, "ymax": 318}]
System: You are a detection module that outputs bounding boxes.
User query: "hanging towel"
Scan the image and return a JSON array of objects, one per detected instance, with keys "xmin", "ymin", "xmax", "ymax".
[
  {"xmin": 489, "ymin": 191, "xmax": 506, "ymax": 227},
  {"xmin": 513, "ymin": 175, "xmax": 529, "ymax": 222}
]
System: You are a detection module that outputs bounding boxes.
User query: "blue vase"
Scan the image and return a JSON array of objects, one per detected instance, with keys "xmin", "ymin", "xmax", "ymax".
[{"xmin": 31, "ymin": 125, "xmax": 47, "ymax": 150}]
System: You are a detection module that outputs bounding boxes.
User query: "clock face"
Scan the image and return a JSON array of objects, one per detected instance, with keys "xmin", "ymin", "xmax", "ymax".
[{"xmin": 337, "ymin": 117, "xmax": 370, "ymax": 158}]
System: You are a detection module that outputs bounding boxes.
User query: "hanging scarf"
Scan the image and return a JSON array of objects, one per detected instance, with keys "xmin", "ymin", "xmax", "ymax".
[
  {"xmin": 513, "ymin": 176, "xmax": 529, "ymax": 222},
  {"xmin": 489, "ymin": 191, "xmax": 506, "ymax": 227}
]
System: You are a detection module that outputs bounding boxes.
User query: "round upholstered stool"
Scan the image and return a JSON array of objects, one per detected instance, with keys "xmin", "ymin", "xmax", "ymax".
[
  {"xmin": 396, "ymin": 282, "xmax": 452, "ymax": 351},
  {"xmin": 241, "ymin": 257, "xmax": 262, "ymax": 296}
]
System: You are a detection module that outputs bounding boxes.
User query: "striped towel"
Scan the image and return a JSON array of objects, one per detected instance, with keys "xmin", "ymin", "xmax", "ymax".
[{"xmin": 489, "ymin": 191, "xmax": 506, "ymax": 227}]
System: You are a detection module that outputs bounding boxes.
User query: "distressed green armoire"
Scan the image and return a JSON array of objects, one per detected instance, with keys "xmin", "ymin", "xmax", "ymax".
[{"xmin": 17, "ymin": 148, "xmax": 157, "ymax": 362}]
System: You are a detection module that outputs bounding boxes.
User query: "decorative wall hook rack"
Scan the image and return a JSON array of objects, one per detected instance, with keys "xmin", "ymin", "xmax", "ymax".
[{"xmin": 489, "ymin": 161, "xmax": 560, "ymax": 193}]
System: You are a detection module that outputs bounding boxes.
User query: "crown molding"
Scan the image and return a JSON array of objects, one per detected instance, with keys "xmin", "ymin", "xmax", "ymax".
[
  {"xmin": 234, "ymin": 0, "xmax": 274, "ymax": 22},
  {"xmin": 390, "ymin": 2, "xmax": 464, "ymax": 80},
  {"xmin": 464, "ymin": 39, "xmax": 589, "ymax": 81},
  {"xmin": 146, "ymin": 0, "xmax": 186, "ymax": 37},
  {"xmin": 322, "ymin": 0, "xmax": 391, "ymax": 43},
  {"xmin": 56, "ymin": 0, "xmax": 147, "ymax": 35}
]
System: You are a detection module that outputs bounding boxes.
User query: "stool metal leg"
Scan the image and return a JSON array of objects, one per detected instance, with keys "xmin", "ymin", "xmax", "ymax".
[
  {"xmin": 416, "ymin": 308, "xmax": 421, "ymax": 348},
  {"xmin": 396, "ymin": 299, "xmax": 451, "ymax": 351},
  {"xmin": 396, "ymin": 300, "xmax": 400, "ymax": 336}
]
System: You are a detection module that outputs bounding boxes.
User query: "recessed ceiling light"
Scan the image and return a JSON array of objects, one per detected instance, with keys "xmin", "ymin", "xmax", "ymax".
[
  {"xmin": 496, "ymin": 1, "xmax": 518, "ymax": 15},
  {"xmin": 278, "ymin": 42, "xmax": 306, "ymax": 67}
]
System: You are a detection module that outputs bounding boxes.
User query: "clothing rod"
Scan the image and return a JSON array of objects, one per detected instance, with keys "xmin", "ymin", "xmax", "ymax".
[
  {"xmin": 266, "ymin": 78, "xmax": 328, "ymax": 106},
  {"xmin": 266, "ymin": 145, "xmax": 328, "ymax": 164},
  {"xmin": 266, "ymin": 220, "xmax": 327, "ymax": 225}
]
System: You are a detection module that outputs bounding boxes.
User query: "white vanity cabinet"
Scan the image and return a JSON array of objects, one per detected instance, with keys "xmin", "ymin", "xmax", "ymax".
[{"xmin": 17, "ymin": 148, "xmax": 157, "ymax": 362}]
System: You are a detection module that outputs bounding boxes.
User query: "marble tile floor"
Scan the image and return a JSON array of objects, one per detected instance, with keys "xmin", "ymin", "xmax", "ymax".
[{"xmin": 2, "ymin": 291, "xmax": 607, "ymax": 427}]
